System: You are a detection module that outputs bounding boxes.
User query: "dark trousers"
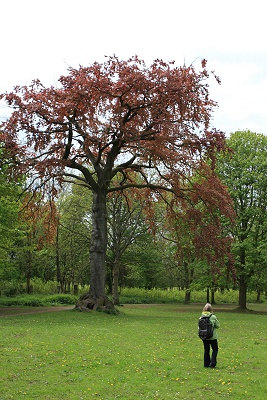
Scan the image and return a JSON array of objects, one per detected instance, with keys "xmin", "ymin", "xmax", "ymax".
[{"xmin": 202, "ymin": 339, "xmax": 218, "ymax": 367}]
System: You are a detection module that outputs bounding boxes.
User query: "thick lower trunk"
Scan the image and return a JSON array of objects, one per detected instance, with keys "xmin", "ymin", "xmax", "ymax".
[{"xmin": 75, "ymin": 190, "xmax": 114, "ymax": 311}]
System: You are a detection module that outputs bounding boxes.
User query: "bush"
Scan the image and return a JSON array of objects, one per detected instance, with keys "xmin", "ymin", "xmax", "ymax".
[
  {"xmin": 30, "ymin": 278, "xmax": 59, "ymax": 294},
  {"xmin": 1, "ymin": 282, "xmax": 24, "ymax": 297},
  {"xmin": 44, "ymin": 294, "xmax": 78, "ymax": 305},
  {"xmin": 0, "ymin": 294, "xmax": 78, "ymax": 307},
  {"xmin": 119, "ymin": 287, "xmax": 241, "ymax": 304}
]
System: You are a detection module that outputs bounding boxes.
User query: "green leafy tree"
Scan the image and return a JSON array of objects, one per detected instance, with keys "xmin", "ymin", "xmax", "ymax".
[
  {"xmin": 15, "ymin": 193, "xmax": 58, "ymax": 293},
  {"xmin": 0, "ymin": 145, "xmax": 23, "ymax": 286},
  {"xmin": 106, "ymin": 189, "xmax": 148, "ymax": 304},
  {"xmin": 119, "ymin": 232, "xmax": 168, "ymax": 289},
  {"xmin": 56, "ymin": 183, "xmax": 92, "ymax": 292},
  {"xmin": 217, "ymin": 130, "xmax": 267, "ymax": 309}
]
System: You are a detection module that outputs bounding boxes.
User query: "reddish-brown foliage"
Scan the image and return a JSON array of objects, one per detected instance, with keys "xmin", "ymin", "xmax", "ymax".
[
  {"xmin": 1, "ymin": 56, "xmax": 226, "ymax": 189},
  {"xmin": 20, "ymin": 193, "xmax": 58, "ymax": 249}
]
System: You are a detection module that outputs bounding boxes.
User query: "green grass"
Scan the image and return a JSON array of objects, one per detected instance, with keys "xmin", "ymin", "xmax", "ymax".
[{"xmin": 0, "ymin": 304, "xmax": 267, "ymax": 399}]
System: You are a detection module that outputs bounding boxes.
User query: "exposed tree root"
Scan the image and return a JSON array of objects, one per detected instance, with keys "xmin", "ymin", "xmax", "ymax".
[{"xmin": 74, "ymin": 294, "xmax": 114, "ymax": 312}]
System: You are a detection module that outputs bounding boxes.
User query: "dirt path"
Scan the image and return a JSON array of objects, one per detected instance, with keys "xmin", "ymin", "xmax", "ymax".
[
  {"xmin": 0, "ymin": 305, "xmax": 74, "ymax": 317},
  {"xmin": 1, "ymin": 303, "xmax": 266, "ymax": 317}
]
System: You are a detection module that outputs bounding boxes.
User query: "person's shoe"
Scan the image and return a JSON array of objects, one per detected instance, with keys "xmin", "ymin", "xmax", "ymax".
[{"xmin": 209, "ymin": 364, "xmax": 216, "ymax": 368}]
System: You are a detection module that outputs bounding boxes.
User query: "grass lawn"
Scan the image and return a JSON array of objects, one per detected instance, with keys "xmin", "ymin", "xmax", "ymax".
[{"xmin": 0, "ymin": 303, "xmax": 267, "ymax": 399}]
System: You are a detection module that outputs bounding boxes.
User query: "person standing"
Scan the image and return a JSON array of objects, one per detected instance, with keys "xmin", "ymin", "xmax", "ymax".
[{"xmin": 200, "ymin": 303, "xmax": 220, "ymax": 368}]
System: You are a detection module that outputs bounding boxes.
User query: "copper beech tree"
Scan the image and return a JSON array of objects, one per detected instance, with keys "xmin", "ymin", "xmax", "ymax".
[{"xmin": 1, "ymin": 56, "xmax": 234, "ymax": 310}]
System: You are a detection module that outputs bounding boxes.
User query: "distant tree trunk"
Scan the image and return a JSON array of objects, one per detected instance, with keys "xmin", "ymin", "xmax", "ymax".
[
  {"xmin": 55, "ymin": 224, "xmax": 63, "ymax": 292},
  {"xmin": 256, "ymin": 289, "xmax": 261, "ymax": 303},
  {"xmin": 238, "ymin": 274, "xmax": 247, "ymax": 309},
  {"xmin": 75, "ymin": 190, "xmax": 114, "ymax": 311},
  {"xmin": 112, "ymin": 258, "xmax": 120, "ymax": 305},
  {"xmin": 184, "ymin": 290, "xmax": 191, "ymax": 304},
  {"xmin": 25, "ymin": 242, "xmax": 32, "ymax": 294},
  {"xmin": 238, "ymin": 247, "xmax": 247, "ymax": 310},
  {"xmin": 74, "ymin": 284, "xmax": 79, "ymax": 295},
  {"xmin": 206, "ymin": 288, "xmax": 210, "ymax": 303},
  {"xmin": 26, "ymin": 271, "xmax": 31, "ymax": 294},
  {"xmin": 184, "ymin": 262, "xmax": 191, "ymax": 304},
  {"xmin": 211, "ymin": 287, "xmax": 216, "ymax": 304}
]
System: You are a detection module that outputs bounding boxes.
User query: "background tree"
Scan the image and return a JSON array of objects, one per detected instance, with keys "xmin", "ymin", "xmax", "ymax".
[
  {"xmin": 106, "ymin": 188, "xmax": 148, "ymax": 304},
  {"xmin": 0, "ymin": 145, "xmax": 23, "ymax": 288},
  {"xmin": 118, "ymin": 232, "xmax": 168, "ymax": 289},
  {"xmin": 156, "ymin": 166, "xmax": 235, "ymax": 303},
  {"xmin": 216, "ymin": 130, "xmax": 267, "ymax": 309},
  {"xmin": 17, "ymin": 193, "xmax": 58, "ymax": 293},
  {"xmin": 1, "ymin": 56, "xmax": 233, "ymax": 310},
  {"xmin": 55, "ymin": 183, "xmax": 92, "ymax": 292}
]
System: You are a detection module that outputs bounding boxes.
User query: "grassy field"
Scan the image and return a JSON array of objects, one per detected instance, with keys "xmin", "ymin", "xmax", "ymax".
[{"xmin": 0, "ymin": 303, "xmax": 267, "ymax": 399}]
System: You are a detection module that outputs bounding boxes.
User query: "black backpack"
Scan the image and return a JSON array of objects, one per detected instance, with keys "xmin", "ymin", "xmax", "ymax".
[{"xmin": 198, "ymin": 314, "xmax": 213, "ymax": 340}]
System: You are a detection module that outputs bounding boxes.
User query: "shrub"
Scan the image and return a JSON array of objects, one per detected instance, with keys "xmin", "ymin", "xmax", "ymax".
[
  {"xmin": 0, "ymin": 294, "xmax": 78, "ymax": 307},
  {"xmin": 44, "ymin": 294, "xmax": 78, "ymax": 305}
]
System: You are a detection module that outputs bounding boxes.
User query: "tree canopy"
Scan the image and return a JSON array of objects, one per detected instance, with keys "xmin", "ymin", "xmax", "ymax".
[{"xmin": 0, "ymin": 56, "xmax": 234, "ymax": 310}]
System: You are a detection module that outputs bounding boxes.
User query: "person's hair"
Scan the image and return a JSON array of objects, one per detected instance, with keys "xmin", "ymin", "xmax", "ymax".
[{"xmin": 203, "ymin": 303, "xmax": 213, "ymax": 312}]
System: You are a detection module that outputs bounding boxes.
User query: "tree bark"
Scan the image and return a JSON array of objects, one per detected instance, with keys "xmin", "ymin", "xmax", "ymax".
[
  {"xmin": 184, "ymin": 262, "xmax": 191, "ymax": 304},
  {"xmin": 26, "ymin": 244, "xmax": 32, "ymax": 294},
  {"xmin": 211, "ymin": 287, "xmax": 216, "ymax": 304},
  {"xmin": 206, "ymin": 288, "xmax": 210, "ymax": 303},
  {"xmin": 238, "ymin": 245, "xmax": 247, "ymax": 310},
  {"xmin": 75, "ymin": 189, "xmax": 114, "ymax": 311},
  {"xmin": 238, "ymin": 274, "xmax": 247, "ymax": 309},
  {"xmin": 55, "ymin": 224, "xmax": 63, "ymax": 292},
  {"xmin": 112, "ymin": 258, "xmax": 120, "ymax": 305},
  {"xmin": 184, "ymin": 290, "xmax": 191, "ymax": 304}
]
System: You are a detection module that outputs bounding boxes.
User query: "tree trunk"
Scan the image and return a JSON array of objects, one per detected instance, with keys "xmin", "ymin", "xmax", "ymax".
[
  {"xmin": 206, "ymin": 288, "xmax": 210, "ymax": 303},
  {"xmin": 238, "ymin": 274, "xmax": 247, "ymax": 309},
  {"xmin": 211, "ymin": 288, "xmax": 216, "ymax": 304},
  {"xmin": 238, "ymin": 246, "xmax": 247, "ymax": 310},
  {"xmin": 112, "ymin": 258, "xmax": 120, "ymax": 305},
  {"xmin": 184, "ymin": 290, "xmax": 191, "ymax": 304},
  {"xmin": 75, "ymin": 190, "xmax": 114, "ymax": 311},
  {"xmin": 183, "ymin": 262, "xmax": 191, "ymax": 304},
  {"xmin": 26, "ymin": 272, "xmax": 31, "ymax": 294},
  {"xmin": 26, "ymin": 248, "xmax": 32, "ymax": 294},
  {"xmin": 55, "ymin": 223, "xmax": 65, "ymax": 293}
]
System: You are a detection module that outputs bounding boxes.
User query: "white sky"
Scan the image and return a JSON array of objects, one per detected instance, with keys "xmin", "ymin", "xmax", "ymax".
[{"xmin": 1, "ymin": 0, "xmax": 267, "ymax": 135}]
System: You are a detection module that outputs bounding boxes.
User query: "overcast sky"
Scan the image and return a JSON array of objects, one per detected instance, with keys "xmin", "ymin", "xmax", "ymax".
[{"xmin": 1, "ymin": 0, "xmax": 266, "ymax": 136}]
